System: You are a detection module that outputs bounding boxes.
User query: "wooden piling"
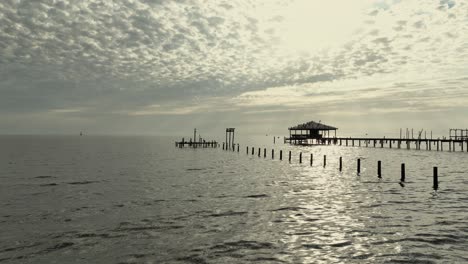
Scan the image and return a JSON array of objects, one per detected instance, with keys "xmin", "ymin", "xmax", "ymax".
[
  {"xmin": 310, "ymin": 154, "xmax": 313, "ymax": 166},
  {"xmin": 377, "ymin": 160, "xmax": 381, "ymax": 178},
  {"xmin": 223, "ymin": 142, "xmax": 225, "ymax": 150},
  {"xmin": 264, "ymin": 148, "xmax": 266, "ymax": 158},
  {"xmin": 237, "ymin": 144, "xmax": 239, "ymax": 152},
  {"xmin": 258, "ymin": 148, "xmax": 261, "ymax": 157},
  {"xmin": 280, "ymin": 150, "xmax": 283, "ymax": 160},
  {"xmin": 323, "ymin": 155, "xmax": 326, "ymax": 167},
  {"xmin": 339, "ymin": 157, "xmax": 342, "ymax": 171},
  {"xmin": 400, "ymin": 163, "xmax": 405, "ymax": 182},
  {"xmin": 433, "ymin": 167, "xmax": 438, "ymax": 190},
  {"xmin": 289, "ymin": 151, "xmax": 291, "ymax": 162},
  {"xmin": 357, "ymin": 158, "xmax": 361, "ymax": 175},
  {"xmin": 299, "ymin": 152, "xmax": 302, "ymax": 163},
  {"xmin": 246, "ymin": 146, "xmax": 249, "ymax": 154},
  {"xmin": 252, "ymin": 147, "xmax": 254, "ymax": 155},
  {"xmin": 272, "ymin": 149, "xmax": 274, "ymax": 159}
]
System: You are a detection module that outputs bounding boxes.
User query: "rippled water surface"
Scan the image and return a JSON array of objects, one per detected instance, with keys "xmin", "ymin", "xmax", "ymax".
[{"xmin": 1, "ymin": 135, "xmax": 468, "ymax": 263}]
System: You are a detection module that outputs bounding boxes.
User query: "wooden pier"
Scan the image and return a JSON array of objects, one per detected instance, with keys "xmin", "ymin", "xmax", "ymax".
[
  {"xmin": 285, "ymin": 121, "xmax": 468, "ymax": 153},
  {"xmin": 286, "ymin": 137, "xmax": 468, "ymax": 152},
  {"xmin": 175, "ymin": 140, "xmax": 218, "ymax": 148},
  {"xmin": 175, "ymin": 128, "xmax": 218, "ymax": 148}
]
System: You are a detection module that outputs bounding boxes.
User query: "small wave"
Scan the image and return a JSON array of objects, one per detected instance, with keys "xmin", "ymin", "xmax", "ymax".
[
  {"xmin": 186, "ymin": 168, "xmax": 205, "ymax": 171},
  {"xmin": 250, "ymin": 256, "xmax": 285, "ymax": 262},
  {"xmin": 270, "ymin": 206, "xmax": 306, "ymax": 212},
  {"xmin": 176, "ymin": 254, "xmax": 209, "ymax": 264},
  {"xmin": 207, "ymin": 211, "xmax": 247, "ymax": 217},
  {"xmin": 41, "ymin": 242, "xmax": 74, "ymax": 253},
  {"xmin": 328, "ymin": 241, "xmax": 352, "ymax": 247},
  {"xmin": 114, "ymin": 222, "xmax": 184, "ymax": 232},
  {"xmin": 351, "ymin": 253, "xmax": 373, "ymax": 260},
  {"xmin": 0, "ymin": 242, "xmax": 42, "ymax": 253},
  {"xmin": 244, "ymin": 194, "xmax": 269, "ymax": 198},
  {"xmin": 40, "ymin": 183, "xmax": 58, "ymax": 187},
  {"xmin": 75, "ymin": 233, "xmax": 123, "ymax": 239},
  {"xmin": 302, "ymin": 244, "xmax": 322, "ymax": 249},
  {"xmin": 210, "ymin": 240, "xmax": 275, "ymax": 252},
  {"xmin": 34, "ymin": 175, "xmax": 55, "ymax": 179},
  {"xmin": 67, "ymin": 181, "xmax": 99, "ymax": 185}
]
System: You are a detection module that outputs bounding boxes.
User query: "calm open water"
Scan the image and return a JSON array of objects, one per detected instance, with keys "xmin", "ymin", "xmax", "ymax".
[{"xmin": 1, "ymin": 135, "xmax": 467, "ymax": 263}]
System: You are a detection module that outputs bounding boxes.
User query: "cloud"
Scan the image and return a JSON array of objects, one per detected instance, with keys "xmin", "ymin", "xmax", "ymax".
[{"xmin": 0, "ymin": 0, "xmax": 467, "ymax": 134}]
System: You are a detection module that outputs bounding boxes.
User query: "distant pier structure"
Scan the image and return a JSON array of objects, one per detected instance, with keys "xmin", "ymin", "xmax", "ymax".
[
  {"xmin": 175, "ymin": 128, "xmax": 218, "ymax": 148},
  {"xmin": 225, "ymin": 128, "xmax": 235, "ymax": 150},
  {"xmin": 285, "ymin": 120, "xmax": 468, "ymax": 153},
  {"xmin": 285, "ymin": 121, "xmax": 337, "ymax": 145}
]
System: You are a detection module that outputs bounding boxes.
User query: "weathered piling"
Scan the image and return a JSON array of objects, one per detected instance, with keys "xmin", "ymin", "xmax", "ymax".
[
  {"xmin": 357, "ymin": 158, "xmax": 361, "ymax": 175},
  {"xmin": 339, "ymin": 157, "xmax": 342, "ymax": 171},
  {"xmin": 433, "ymin": 167, "xmax": 438, "ymax": 190},
  {"xmin": 272, "ymin": 149, "xmax": 274, "ymax": 159},
  {"xmin": 289, "ymin": 151, "xmax": 291, "ymax": 162},
  {"xmin": 222, "ymin": 142, "xmax": 225, "ymax": 150},
  {"xmin": 263, "ymin": 148, "xmax": 266, "ymax": 158},
  {"xmin": 258, "ymin": 148, "xmax": 261, "ymax": 157},
  {"xmin": 280, "ymin": 150, "xmax": 283, "ymax": 160},
  {"xmin": 252, "ymin": 147, "xmax": 254, "ymax": 155},
  {"xmin": 246, "ymin": 146, "xmax": 249, "ymax": 154},
  {"xmin": 323, "ymin": 155, "xmax": 327, "ymax": 167},
  {"xmin": 377, "ymin": 160, "xmax": 382, "ymax": 178},
  {"xmin": 310, "ymin": 154, "xmax": 313, "ymax": 166},
  {"xmin": 237, "ymin": 144, "xmax": 239, "ymax": 152},
  {"xmin": 400, "ymin": 163, "xmax": 405, "ymax": 182},
  {"xmin": 299, "ymin": 152, "xmax": 302, "ymax": 163}
]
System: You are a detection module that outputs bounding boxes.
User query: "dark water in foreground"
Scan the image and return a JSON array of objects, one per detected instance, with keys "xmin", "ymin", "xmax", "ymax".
[{"xmin": 1, "ymin": 135, "xmax": 468, "ymax": 263}]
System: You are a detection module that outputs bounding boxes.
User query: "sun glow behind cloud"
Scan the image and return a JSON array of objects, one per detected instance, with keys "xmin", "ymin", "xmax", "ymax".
[{"xmin": 274, "ymin": 0, "xmax": 373, "ymax": 54}]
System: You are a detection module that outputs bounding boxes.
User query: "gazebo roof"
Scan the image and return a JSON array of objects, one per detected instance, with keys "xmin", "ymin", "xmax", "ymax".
[{"xmin": 289, "ymin": 121, "xmax": 337, "ymax": 130}]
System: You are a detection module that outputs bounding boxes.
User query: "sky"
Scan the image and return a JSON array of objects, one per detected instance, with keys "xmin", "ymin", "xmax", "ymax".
[{"xmin": 0, "ymin": 0, "xmax": 467, "ymax": 138}]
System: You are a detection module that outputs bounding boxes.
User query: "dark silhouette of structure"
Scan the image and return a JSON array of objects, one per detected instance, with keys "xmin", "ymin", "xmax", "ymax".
[
  {"xmin": 226, "ymin": 128, "xmax": 235, "ymax": 150},
  {"xmin": 285, "ymin": 120, "xmax": 337, "ymax": 145}
]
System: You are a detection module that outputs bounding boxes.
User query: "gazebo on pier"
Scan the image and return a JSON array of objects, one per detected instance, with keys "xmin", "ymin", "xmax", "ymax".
[{"xmin": 285, "ymin": 121, "xmax": 337, "ymax": 145}]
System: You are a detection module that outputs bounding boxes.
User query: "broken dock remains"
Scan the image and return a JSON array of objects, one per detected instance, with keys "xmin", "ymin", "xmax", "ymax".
[{"xmin": 175, "ymin": 128, "xmax": 218, "ymax": 148}]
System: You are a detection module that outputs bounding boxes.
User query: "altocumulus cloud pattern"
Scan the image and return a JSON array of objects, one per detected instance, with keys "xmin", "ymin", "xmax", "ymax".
[{"xmin": 0, "ymin": 0, "xmax": 467, "ymax": 134}]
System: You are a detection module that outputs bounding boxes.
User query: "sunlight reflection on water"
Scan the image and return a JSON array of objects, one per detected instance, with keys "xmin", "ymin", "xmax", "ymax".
[{"xmin": 0, "ymin": 135, "xmax": 467, "ymax": 263}]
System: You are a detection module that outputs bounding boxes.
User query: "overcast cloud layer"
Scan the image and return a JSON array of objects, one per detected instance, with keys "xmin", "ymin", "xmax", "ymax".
[{"xmin": 0, "ymin": 0, "xmax": 467, "ymax": 136}]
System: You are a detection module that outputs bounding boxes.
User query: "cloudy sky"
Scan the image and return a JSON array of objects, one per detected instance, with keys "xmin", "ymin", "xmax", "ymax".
[{"xmin": 1, "ymin": 0, "xmax": 467, "ymax": 137}]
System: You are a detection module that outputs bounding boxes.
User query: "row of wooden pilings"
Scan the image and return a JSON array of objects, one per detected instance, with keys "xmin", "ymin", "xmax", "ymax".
[
  {"xmin": 301, "ymin": 137, "xmax": 468, "ymax": 153},
  {"xmin": 221, "ymin": 143, "xmax": 439, "ymax": 191}
]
